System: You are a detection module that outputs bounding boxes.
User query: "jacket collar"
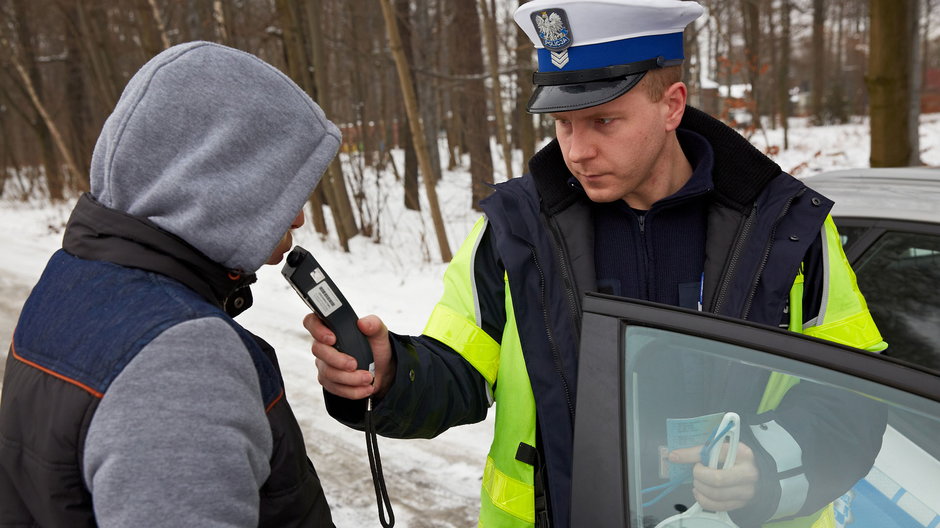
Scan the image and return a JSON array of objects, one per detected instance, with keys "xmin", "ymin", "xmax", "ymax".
[
  {"xmin": 62, "ymin": 193, "xmax": 256, "ymax": 317},
  {"xmin": 678, "ymin": 106, "xmax": 781, "ymax": 211}
]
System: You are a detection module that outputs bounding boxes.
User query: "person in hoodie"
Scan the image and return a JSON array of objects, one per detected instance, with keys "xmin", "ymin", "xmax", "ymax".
[{"xmin": 0, "ymin": 41, "xmax": 341, "ymax": 527}]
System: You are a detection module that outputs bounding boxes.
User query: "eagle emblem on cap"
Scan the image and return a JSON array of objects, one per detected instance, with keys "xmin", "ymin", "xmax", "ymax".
[{"xmin": 531, "ymin": 9, "xmax": 572, "ymax": 52}]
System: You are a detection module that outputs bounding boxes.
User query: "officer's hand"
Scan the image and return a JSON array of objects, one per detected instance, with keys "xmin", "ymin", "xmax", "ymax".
[
  {"xmin": 303, "ymin": 313, "xmax": 395, "ymax": 400},
  {"xmin": 668, "ymin": 442, "xmax": 759, "ymax": 512}
]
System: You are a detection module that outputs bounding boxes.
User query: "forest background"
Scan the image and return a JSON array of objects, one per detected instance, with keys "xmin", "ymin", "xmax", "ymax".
[
  {"xmin": 0, "ymin": 0, "xmax": 934, "ymax": 263},
  {"xmin": 1, "ymin": 2, "xmax": 938, "ymax": 524}
]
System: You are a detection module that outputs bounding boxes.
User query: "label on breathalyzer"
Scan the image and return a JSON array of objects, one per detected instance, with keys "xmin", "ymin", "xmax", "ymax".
[{"xmin": 308, "ymin": 282, "xmax": 342, "ymax": 317}]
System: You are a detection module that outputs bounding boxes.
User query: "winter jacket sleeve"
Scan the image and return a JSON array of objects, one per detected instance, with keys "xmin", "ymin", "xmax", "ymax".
[
  {"xmin": 324, "ymin": 218, "xmax": 503, "ymax": 438},
  {"xmin": 83, "ymin": 317, "xmax": 272, "ymax": 528},
  {"xmin": 733, "ymin": 381, "xmax": 886, "ymax": 526},
  {"xmin": 732, "ymin": 232, "xmax": 888, "ymax": 526}
]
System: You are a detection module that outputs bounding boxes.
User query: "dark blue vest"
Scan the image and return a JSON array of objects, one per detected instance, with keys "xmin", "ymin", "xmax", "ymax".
[{"xmin": 1, "ymin": 250, "xmax": 331, "ymax": 527}]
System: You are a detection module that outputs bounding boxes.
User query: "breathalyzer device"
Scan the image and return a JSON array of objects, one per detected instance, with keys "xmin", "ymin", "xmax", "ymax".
[
  {"xmin": 281, "ymin": 245, "xmax": 394, "ymax": 527},
  {"xmin": 281, "ymin": 245, "xmax": 375, "ymax": 374}
]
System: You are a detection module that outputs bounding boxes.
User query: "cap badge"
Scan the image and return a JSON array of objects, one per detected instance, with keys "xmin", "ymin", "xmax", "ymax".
[{"xmin": 531, "ymin": 9, "xmax": 572, "ymax": 68}]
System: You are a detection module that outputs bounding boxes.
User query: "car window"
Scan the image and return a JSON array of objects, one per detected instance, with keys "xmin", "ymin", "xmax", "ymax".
[
  {"xmin": 620, "ymin": 325, "xmax": 939, "ymax": 528},
  {"xmin": 571, "ymin": 295, "xmax": 940, "ymax": 528},
  {"xmin": 834, "ymin": 224, "xmax": 870, "ymax": 252},
  {"xmin": 853, "ymin": 231, "xmax": 940, "ymax": 371}
]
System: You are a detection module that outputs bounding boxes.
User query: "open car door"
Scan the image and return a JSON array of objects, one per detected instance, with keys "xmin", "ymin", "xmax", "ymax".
[{"xmin": 571, "ymin": 293, "xmax": 940, "ymax": 528}]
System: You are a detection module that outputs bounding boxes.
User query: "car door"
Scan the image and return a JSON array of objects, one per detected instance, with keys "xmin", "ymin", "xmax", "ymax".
[{"xmin": 570, "ymin": 292, "xmax": 940, "ymax": 528}]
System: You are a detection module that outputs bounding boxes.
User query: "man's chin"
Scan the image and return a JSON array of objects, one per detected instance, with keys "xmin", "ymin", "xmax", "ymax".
[{"xmin": 583, "ymin": 189, "xmax": 623, "ymax": 204}]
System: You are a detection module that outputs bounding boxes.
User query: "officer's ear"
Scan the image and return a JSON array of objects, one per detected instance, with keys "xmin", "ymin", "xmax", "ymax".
[{"xmin": 662, "ymin": 81, "xmax": 687, "ymax": 132}]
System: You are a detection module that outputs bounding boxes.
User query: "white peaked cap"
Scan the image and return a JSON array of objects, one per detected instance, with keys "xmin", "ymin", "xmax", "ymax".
[{"xmin": 513, "ymin": 0, "xmax": 705, "ymax": 113}]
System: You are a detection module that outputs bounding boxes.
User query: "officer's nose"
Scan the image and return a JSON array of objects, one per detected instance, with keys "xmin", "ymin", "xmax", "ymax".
[{"xmin": 565, "ymin": 128, "xmax": 597, "ymax": 164}]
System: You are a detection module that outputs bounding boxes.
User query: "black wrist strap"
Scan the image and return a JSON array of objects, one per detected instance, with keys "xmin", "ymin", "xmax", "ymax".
[{"xmin": 366, "ymin": 397, "xmax": 395, "ymax": 527}]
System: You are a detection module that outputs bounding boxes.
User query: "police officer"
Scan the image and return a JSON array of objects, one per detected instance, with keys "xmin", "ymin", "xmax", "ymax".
[{"xmin": 306, "ymin": 1, "xmax": 886, "ymax": 526}]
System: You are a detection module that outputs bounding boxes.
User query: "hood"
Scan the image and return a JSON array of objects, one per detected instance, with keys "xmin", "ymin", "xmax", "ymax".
[{"xmin": 89, "ymin": 41, "xmax": 341, "ymax": 272}]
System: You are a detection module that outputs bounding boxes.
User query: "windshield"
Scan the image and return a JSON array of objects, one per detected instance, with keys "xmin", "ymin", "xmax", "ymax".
[{"xmin": 622, "ymin": 325, "xmax": 940, "ymax": 528}]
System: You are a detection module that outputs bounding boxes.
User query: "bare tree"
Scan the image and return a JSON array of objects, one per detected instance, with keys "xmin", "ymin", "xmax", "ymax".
[
  {"xmin": 740, "ymin": 0, "xmax": 761, "ymax": 126},
  {"xmin": 479, "ymin": 0, "xmax": 514, "ymax": 180},
  {"xmin": 394, "ymin": 0, "xmax": 421, "ymax": 210},
  {"xmin": 909, "ymin": 0, "xmax": 922, "ymax": 165},
  {"xmin": 513, "ymin": 0, "xmax": 536, "ymax": 177},
  {"xmin": 868, "ymin": 0, "xmax": 914, "ymax": 166},
  {"xmin": 448, "ymin": 0, "xmax": 493, "ymax": 210},
  {"xmin": 777, "ymin": 0, "xmax": 792, "ymax": 149},
  {"xmin": 3, "ymin": 0, "xmax": 65, "ymax": 199},
  {"xmin": 378, "ymin": 0, "xmax": 452, "ymax": 262}
]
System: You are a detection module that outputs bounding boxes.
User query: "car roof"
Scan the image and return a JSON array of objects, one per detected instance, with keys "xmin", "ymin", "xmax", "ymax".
[{"xmin": 801, "ymin": 167, "xmax": 940, "ymax": 224}]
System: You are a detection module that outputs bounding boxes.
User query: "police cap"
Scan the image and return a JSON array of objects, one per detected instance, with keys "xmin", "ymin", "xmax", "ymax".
[{"xmin": 514, "ymin": 0, "xmax": 704, "ymax": 113}]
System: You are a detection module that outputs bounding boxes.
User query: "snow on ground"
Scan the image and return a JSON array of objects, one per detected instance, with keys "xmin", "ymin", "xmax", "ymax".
[{"xmin": 1, "ymin": 114, "xmax": 938, "ymax": 526}]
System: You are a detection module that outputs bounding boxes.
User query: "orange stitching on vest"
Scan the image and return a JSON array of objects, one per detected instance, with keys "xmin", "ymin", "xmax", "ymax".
[
  {"xmin": 11, "ymin": 340, "xmax": 104, "ymax": 399},
  {"xmin": 265, "ymin": 389, "xmax": 284, "ymax": 413}
]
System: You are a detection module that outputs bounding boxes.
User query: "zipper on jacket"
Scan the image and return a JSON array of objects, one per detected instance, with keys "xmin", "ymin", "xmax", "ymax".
[
  {"xmin": 547, "ymin": 216, "xmax": 582, "ymax": 337},
  {"xmin": 712, "ymin": 205, "xmax": 757, "ymax": 314},
  {"xmin": 741, "ymin": 189, "xmax": 804, "ymax": 319},
  {"xmin": 530, "ymin": 245, "xmax": 576, "ymax": 422}
]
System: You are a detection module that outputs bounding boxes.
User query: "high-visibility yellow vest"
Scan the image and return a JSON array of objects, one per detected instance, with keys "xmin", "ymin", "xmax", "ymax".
[
  {"xmin": 424, "ymin": 216, "xmax": 884, "ymax": 528},
  {"xmin": 760, "ymin": 216, "xmax": 885, "ymax": 528}
]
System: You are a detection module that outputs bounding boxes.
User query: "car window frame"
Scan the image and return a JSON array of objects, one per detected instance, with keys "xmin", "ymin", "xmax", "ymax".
[
  {"xmin": 832, "ymin": 217, "xmax": 940, "ymax": 263},
  {"xmin": 569, "ymin": 292, "xmax": 940, "ymax": 528}
]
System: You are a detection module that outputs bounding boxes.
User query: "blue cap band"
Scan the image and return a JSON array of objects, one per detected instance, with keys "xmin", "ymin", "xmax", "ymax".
[{"xmin": 537, "ymin": 31, "xmax": 684, "ymax": 72}]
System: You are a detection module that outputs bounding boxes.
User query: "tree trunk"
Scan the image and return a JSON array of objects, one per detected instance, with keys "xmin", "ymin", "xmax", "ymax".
[
  {"xmin": 10, "ymin": 58, "xmax": 84, "ymax": 198},
  {"xmin": 867, "ymin": 0, "xmax": 913, "ymax": 167},
  {"xmin": 908, "ymin": 0, "xmax": 922, "ymax": 165},
  {"xmin": 378, "ymin": 0, "xmax": 452, "ymax": 262},
  {"xmin": 146, "ymin": 0, "xmax": 172, "ymax": 50},
  {"xmin": 301, "ymin": 0, "xmax": 360, "ymax": 248},
  {"xmin": 76, "ymin": 0, "xmax": 120, "ymax": 112},
  {"xmin": 829, "ymin": 1, "xmax": 848, "ymax": 124},
  {"xmin": 740, "ymin": 0, "xmax": 760, "ymax": 126},
  {"xmin": 10, "ymin": 0, "xmax": 63, "ymax": 200},
  {"xmin": 480, "ymin": 0, "xmax": 514, "ymax": 180},
  {"xmin": 63, "ymin": 1, "xmax": 91, "ymax": 191},
  {"xmin": 778, "ymin": 0, "xmax": 791, "ymax": 149},
  {"xmin": 514, "ymin": 0, "xmax": 535, "ymax": 177},
  {"xmin": 394, "ymin": 0, "xmax": 420, "ymax": 210},
  {"xmin": 414, "ymin": 0, "xmax": 443, "ymax": 186},
  {"xmin": 449, "ymin": 0, "xmax": 493, "ymax": 210},
  {"xmin": 811, "ymin": 0, "xmax": 826, "ymax": 125},
  {"xmin": 212, "ymin": 0, "xmax": 229, "ymax": 44}
]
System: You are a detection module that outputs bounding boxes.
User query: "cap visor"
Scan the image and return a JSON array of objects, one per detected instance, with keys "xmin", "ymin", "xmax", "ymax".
[{"xmin": 526, "ymin": 71, "xmax": 647, "ymax": 114}]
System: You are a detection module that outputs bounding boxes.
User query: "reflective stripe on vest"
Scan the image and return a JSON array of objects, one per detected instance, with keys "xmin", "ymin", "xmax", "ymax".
[
  {"xmin": 482, "ymin": 456, "xmax": 535, "ymax": 524},
  {"xmin": 424, "ymin": 303, "xmax": 499, "ymax": 385},
  {"xmin": 423, "ymin": 216, "xmax": 500, "ymax": 386},
  {"xmin": 802, "ymin": 216, "xmax": 886, "ymax": 352},
  {"xmin": 423, "ymin": 216, "xmax": 538, "ymax": 526}
]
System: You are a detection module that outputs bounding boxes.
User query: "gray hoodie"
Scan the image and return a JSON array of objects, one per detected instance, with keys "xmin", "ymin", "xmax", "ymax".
[
  {"xmin": 90, "ymin": 40, "xmax": 340, "ymax": 272},
  {"xmin": 79, "ymin": 42, "xmax": 340, "ymax": 527}
]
